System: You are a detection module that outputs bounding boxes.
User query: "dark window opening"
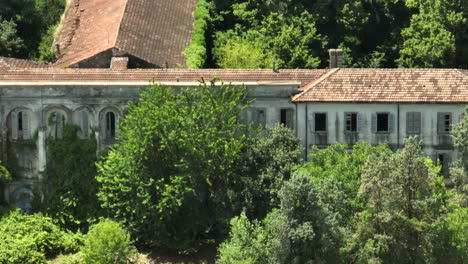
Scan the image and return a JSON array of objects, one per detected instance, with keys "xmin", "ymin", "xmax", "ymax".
[
  {"xmin": 345, "ymin": 113, "xmax": 357, "ymax": 132},
  {"xmin": 280, "ymin": 109, "xmax": 293, "ymax": 129},
  {"xmin": 106, "ymin": 112, "xmax": 116, "ymax": 138},
  {"xmin": 377, "ymin": 113, "xmax": 389, "ymax": 132},
  {"xmin": 315, "ymin": 113, "xmax": 327, "ymax": 132},
  {"xmin": 18, "ymin": 111, "xmax": 23, "ymax": 131},
  {"xmin": 280, "ymin": 109, "xmax": 287, "ymax": 125}
]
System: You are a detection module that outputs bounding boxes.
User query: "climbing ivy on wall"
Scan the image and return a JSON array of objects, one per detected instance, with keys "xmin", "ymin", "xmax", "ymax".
[{"xmin": 44, "ymin": 125, "xmax": 100, "ymax": 231}]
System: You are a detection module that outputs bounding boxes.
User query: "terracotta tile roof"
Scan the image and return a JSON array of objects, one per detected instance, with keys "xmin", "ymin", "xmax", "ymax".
[
  {"xmin": 293, "ymin": 68, "xmax": 468, "ymax": 103},
  {"xmin": 0, "ymin": 57, "xmax": 49, "ymax": 69},
  {"xmin": 0, "ymin": 68, "xmax": 326, "ymax": 85},
  {"xmin": 115, "ymin": 0, "xmax": 198, "ymax": 68},
  {"xmin": 55, "ymin": 0, "xmax": 197, "ymax": 68},
  {"xmin": 55, "ymin": 0, "xmax": 127, "ymax": 67}
]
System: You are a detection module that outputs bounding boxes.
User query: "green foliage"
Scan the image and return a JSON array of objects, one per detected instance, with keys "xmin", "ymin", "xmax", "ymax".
[
  {"xmin": 238, "ymin": 124, "xmax": 302, "ymax": 220},
  {"xmin": 81, "ymin": 219, "xmax": 137, "ymax": 264},
  {"xmin": 44, "ymin": 125, "xmax": 100, "ymax": 230},
  {"xmin": 0, "ymin": 209, "xmax": 82, "ymax": 264},
  {"xmin": 0, "ymin": 163, "xmax": 11, "ymax": 205},
  {"xmin": 217, "ymin": 213, "xmax": 273, "ymax": 264},
  {"xmin": 213, "ymin": 10, "xmax": 324, "ymax": 69},
  {"xmin": 346, "ymin": 137, "xmax": 449, "ymax": 263},
  {"xmin": 0, "ymin": 161, "xmax": 11, "ymax": 183},
  {"xmin": 0, "ymin": 0, "xmax": 65, "ymax": 59},
  {"xmin": 37, "ymin": 24, "xmax": 57, "ymax": 61},
  {"xmin": 0, "ymin": 17, "xmax": 25, "ymax": 57},
  {"xmin": 218, "ymin": 172, "xmax": 343, "ymax": 264},
  {"xmin": 397, "ymin": 0, "xmax": 466, "ymax": 67},
  {"xmin": 97, "ymin": 81, "xmax": 250, "ymax": 252},
  {"xmin": 184, "ymin": 0, "xmax": 210, "ymax": 68},
  {"xmin": 430, "ymin": 207, "xmax": 468, "ymax": 263},
  {"xmin": 298, "ymin": 142, "xmax": 391, "ymax": 223}
]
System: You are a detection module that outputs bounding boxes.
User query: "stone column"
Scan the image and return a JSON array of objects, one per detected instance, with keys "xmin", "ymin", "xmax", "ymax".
[{"xmin": 37, "ymin": 126, "xmax": 46, "ymax": 175}]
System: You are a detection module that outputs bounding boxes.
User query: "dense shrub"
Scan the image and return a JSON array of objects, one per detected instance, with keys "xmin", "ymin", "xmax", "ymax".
[
  {"xmin": 81, "ymin": 219, "xmax": 137, "ymax": 264},
  {"xmin": 44, "ymin": 125, "xmax": 99, "ymax": 231},
  {"xmin": 0, "ymin": 210, "xmax": 82, "ymax": 264},
  {"xmin": 184, "ymin": 0, "xmax": 210, "ymax": 68}
]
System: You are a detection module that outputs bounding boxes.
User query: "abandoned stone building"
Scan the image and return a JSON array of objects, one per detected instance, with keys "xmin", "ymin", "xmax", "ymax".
[
  {"xmin": 1, "ymin": 55, "xmax": 467, "ymax": 207},
  {"xmin": 0, "ymin": 0, "xmax": 467, "ymax": 209}
]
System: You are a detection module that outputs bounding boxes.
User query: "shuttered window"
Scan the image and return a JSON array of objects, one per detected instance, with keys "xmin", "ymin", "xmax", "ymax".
[
  {"xmin": 345, "ymin": 112, "xmax": 357, "ymax": 132},
  {"xmin": 437, "ymin": 112, "xmax": 451, "ymax": 134},
  {"xmin": 11, "ymin": 110, "xmax": 29, "ymax": 140},
  {"xmin": 406, "ymin": 112, "xmax": 421, "ymax": 135},
  {"xmin": 50, "ymin": 111, "xmax": 64, "ymax": 139}
]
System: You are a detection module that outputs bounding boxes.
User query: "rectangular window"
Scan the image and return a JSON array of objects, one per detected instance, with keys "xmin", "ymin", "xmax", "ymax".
[
  {"xmin": 406, "ymin": 112, "xmax": 421, "ymax": 135},
  {"xmin": 345, "ymin": 112, "xmax": 357, "ymax": 132},
  {"xmin": 314, "ymin": 113, "xmax": 327, "ymax": 132},
  {"xmin": 280, "ymin": 109, "xmax": 294, "ymax": 129},
  {"xmin": 437, "ymin": 113, "xmax": 451, "ymax": 134},
  {"xmin": 377, "ymin": 113, "xmax": 389, "ymax": 132}
]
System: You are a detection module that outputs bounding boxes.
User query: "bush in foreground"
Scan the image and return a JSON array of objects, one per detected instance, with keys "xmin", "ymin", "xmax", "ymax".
[
  {"xmin": 81, "ymin": 219, "xmax": 137, "ymax": 264},
  {"xmin": 0, "ymin": 210, "xmax": 81, "ymax": 264}
]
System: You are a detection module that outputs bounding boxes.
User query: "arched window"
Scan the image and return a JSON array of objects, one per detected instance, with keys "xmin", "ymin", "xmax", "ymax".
[
  {"xmin": 49, "ymin": 111, "xmax": 64, "ymax": 139},
  {"xmin": 105, "ymin": 112, "xmax": 116, "ymax": 139},
  {"xmin": 11, "ymin": 110, "xmax": 29, "ymax": 140}
]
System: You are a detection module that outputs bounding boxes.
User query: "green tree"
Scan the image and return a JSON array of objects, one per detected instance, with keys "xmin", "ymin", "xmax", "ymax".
[
  {"xmin": 429, "ymin": 207, "xmax": 468, "ymax": 263},
  {"xmin": 237, "ymin": 124, "xmax": 302, "ymax": 220},
  {"xmin": 0, "ymin": 18, "xmax": 25, "ymax": 57},
  {"xmin": 347, "ymin": 137, "xmax": 449, "ymax": 263},
  {"xmin": 217, "ymin": 213, "xmax": 274, "ymax": 264},
  {"xmin": 297, "ymin": 142, "xmax": 391, "ymax": 223},
  {"xmin": 97, "ymin": 81, "xmax": 249, "ymax": 252},
  {"xmin": 217, "ymin": 172, "xmax": 343, "ymax": 264},
  {"xmin": 397, "ymin": 0, "xmax": 466, "ymax": 67}
]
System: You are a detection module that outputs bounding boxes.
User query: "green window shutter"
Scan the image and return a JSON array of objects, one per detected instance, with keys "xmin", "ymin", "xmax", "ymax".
[
  {"xmin": 414, "ymin": 112, "xmax": 421, "ymax": 134},
  {"xmin": 388, "ymin": 113, "xmax": 394, "ymax": 133}
]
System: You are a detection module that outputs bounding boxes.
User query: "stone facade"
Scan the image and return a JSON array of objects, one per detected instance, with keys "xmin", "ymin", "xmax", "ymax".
[{"xmin": 0, "ymin": 65, "xmax": 467, "ymax": 208}]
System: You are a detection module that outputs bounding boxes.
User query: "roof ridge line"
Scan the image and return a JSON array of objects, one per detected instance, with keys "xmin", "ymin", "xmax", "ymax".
[
  {"xmin": 114, "ymin": 0, "xmax": 130, "ymax": 48},
  {"xmin": 292, "ymin": 68, "xmax": 340, "ymax": 102}
]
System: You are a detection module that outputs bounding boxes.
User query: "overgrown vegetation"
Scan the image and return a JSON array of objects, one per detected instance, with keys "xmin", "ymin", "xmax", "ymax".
[
  {"xmin": 44, "ymin": 125, "xmax": 99, "ymax": 231},
  {"xmin": 183, "ymin": 0, "xmax": 468, "ymax": 68},
  {"xmin": 0, "ymin": 0, "xmax": 66, "ymax": 60},
  {"xmin": 0, "ymin": 86, "xmax": 466, "ymax": 263},
  {"xmin": 218, "ymin": 138, "xmax": 467, "ymax": 263},
  {"xmin": 0, "ymin": 209, "xmax": 82, "ymax": 264},
  {"xmin": 184, "ymin": 0, "xmax": 211, "ymax": 68},
  {"xmin": 81, "ymin": 220, "xmax": 137, "ymax": 264}
]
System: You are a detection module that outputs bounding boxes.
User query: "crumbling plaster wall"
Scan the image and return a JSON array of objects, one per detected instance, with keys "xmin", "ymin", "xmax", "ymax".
[{"xmin": 0, "ymin": 82, "xmax": 299, "ymax": 202}]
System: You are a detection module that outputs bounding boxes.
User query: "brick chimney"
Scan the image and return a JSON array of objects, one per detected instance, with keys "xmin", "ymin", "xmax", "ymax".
[
  {"xmin": 110, "ymin": 56, "xmax": 129, "ymax": 70},
  {"xmin": 329, "ymin": 49, "xmax": 343, "ymax": 68}
]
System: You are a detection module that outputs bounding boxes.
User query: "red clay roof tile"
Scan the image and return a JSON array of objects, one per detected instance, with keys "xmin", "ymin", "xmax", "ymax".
[{"xmin": 293, "ymin": 68, "xmax": 468, "ymax": 103}]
